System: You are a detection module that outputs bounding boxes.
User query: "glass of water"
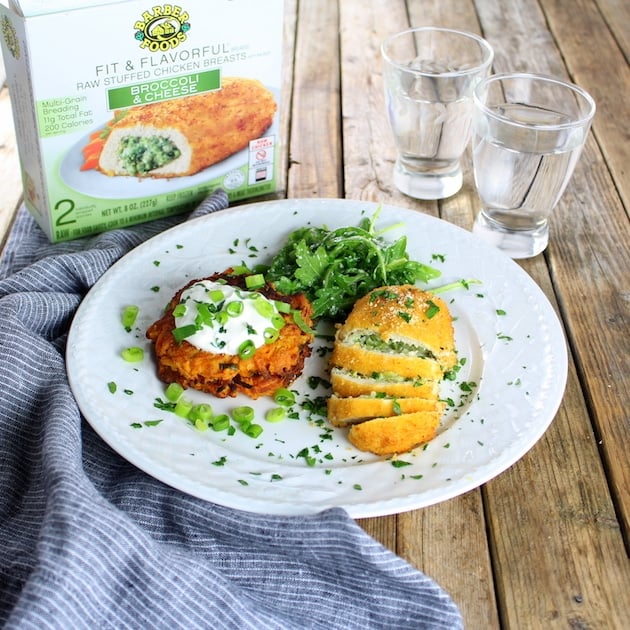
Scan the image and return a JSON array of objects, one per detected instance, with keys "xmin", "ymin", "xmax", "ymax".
[
  {"xmin": 382, "ymin": 27, "xmax": 494, "ymax": 200},
  {"xmin": 471, "ymin": 73, "xmax": 596, "ymax": 258}
]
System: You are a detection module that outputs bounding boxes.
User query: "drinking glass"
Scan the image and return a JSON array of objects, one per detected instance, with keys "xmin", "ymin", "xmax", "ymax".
[
  {"xmin": 471, "ymin": 72, "xmax": 596, "ymax": 258},
  {"xmin": 381, "ymin": 27, "xmax": 494, "ymax": 200}
]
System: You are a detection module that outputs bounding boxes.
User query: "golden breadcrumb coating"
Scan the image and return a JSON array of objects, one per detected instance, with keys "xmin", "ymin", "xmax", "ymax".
[
  {"xmin": 99, "ymin": 77, "xmax": 277, "ymax": 178},
  {"xmin": 327, "ymin": 284, "xmax": 456, "ymax": 455},
  {"xmin": 347, "ymin": 411, "xmax": 442, "ymax": 456}
]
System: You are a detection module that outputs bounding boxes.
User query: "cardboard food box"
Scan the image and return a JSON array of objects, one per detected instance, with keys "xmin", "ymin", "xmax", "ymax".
[{"xmin": 0, "ymin": 0, "xmax": 284, "ymax": 242}]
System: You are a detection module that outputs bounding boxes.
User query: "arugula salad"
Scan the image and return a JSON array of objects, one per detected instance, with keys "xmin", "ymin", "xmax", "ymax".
[{"xmin": 264, "ymin": 208, "xmax": 442, "ymax": 320}]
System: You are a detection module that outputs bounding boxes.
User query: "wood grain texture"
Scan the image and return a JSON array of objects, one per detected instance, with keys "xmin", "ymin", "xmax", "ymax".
[
  {"xmin": 595, "ymin": 0, "xmax": 630, "ymax": 64},
  {"xmin": 397, "ymin": 492, "xmax": 500, "ymax": 629},
  {"xmin": 540, "ymin": 0, "xmax": 630, "ymax": 211},
  {"xmin": 478, "ymin": 0, "xmax": 630, "ymax": 539},
  {"xmin": 286, "ymin": 0, "xmax": 342, "ymax": 198},
  {"xmin": 274, "ymin": 0, "xmax": 297, "ymax": 198},
  {"xmin": 474, "ymin": 1, "xmax": 630, "ymax": 625},
  {"xmin": 339, "ymin": 0, "xmax": 438, "ymax": 212},
  {"xmin": 0, "ymin": 1, "xmax": 627, "ymax": 628}
]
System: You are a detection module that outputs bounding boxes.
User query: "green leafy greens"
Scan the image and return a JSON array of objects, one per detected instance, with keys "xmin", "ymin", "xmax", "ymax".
[{"xmin": 265, "ymin": 208, "xmax": 441, "ymax": 320}]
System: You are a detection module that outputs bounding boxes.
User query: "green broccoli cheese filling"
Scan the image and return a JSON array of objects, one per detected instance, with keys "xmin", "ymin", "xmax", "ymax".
[
  {"xmin": 350, "ymin": 332, "xmax": 436, "ymax": 360},
  {"xmin": 342, "ymin": 369, "xmax": 425, "ymax": 386},
  {"xmin": 118, "ymin": 136, "xmax": 181, "ymax": 175}
]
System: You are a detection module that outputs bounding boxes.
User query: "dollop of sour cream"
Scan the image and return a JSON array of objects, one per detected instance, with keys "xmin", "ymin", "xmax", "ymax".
[{"xmin": 174, "ymin": 280, "xmax": 283, "ymax": 355}]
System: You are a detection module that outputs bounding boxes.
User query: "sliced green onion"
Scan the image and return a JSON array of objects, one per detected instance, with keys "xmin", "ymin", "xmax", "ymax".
[
  {"xmin": 274, "ymin": 300, "xmax": 291, "ymax": 313},
  {"xmin": 121, "ymin": 347, "xmax": 144, "ymax": 362},
  {"xmin": 121, "ymin": 305, "xmax": 139, "ymax": 331},
  {"xmin": 231, "ymin": 265, "xmax": 250, "ymax": 275},
  {"xmin": 211, "ymin": 414, "xmax": 230, "ymax": 432},
  {"xmin": 208, "ymin": 289, "xmax": 225, "ymax": 302},
  {"xmin": 194, "ymin": 418, "xmax": 209, "ymax": 431},
  {"xmin": 244, "ymin": 423, "xmax": 263, "ymax": 439},
  {"xmin": 292, "ymin": 310, "xmax": 316, "ymax": 334},
  {"xmin": 216, "ymin": 311, "xmax": 229, "ymax": 326},
  {"xmin": 232, "ymin": 405, "xmax": 255, "ymax": 424},
  {"xmin": 165, "ymin": 382, "xmax": 184, "ymax": 402},
  {"xmin": 174, "ymin": 397, "xmax": 193, "ymax": 419},
  {"xmin": 263, "ymin": 327, "xmax": 279, "ymax": 344},
  {"xmin": 265, "ymin": 407, "xmax": 286, "ymax": 423},
  {"xmin": 237, "ymin": 339, "xmax": 256, "ymax": 360},
  {"xmin": 172, "ymin": 303, "xmax": 187, "ymax": 318},
  {"xmin": 196, "ymin": 302, "xmax": 214, "ymax": 325},
  {"xmin": 245, "ymin": 273, "xmax": 265, "ymax": 289},
  {"xmin": 273, "ymin": 387, "xmax": 296, "ymax": 407},
  {"xmin": 172, "ymin": 324, "xmax": 198, "ymax": 343},
  {"xmin": 226, "ymin": 301, "xmax": 244, "ymax": 317},
  {"xmin": 253, "ymin": 299, "xmax": 274, "ymax": 318},
  {"xmin": 271, "ymin": 313, "xmax": 286, "ymax": 330},
  {"xmin": 190, "ymin": 403, "xmax": 213, "ymax": 422}
]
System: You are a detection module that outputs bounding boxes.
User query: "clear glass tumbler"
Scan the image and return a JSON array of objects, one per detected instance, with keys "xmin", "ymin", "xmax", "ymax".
[
  {"xmin": 381, "ymin": 27, "xmax": 494, "ymax": 200},
  {"xmin": 471, "ymin": 72, "xmax": 596, "ymax": 258}
]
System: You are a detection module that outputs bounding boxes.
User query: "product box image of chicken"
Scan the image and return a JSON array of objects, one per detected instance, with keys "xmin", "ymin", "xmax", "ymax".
[{"xmin": 0, "ymin": 0, "xmax": 284, "ymax": 241}]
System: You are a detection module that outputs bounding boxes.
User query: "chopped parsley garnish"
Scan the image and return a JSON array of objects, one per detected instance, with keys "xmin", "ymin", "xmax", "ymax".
[
  {"xmin": 425, "ymin": 300, "xmax": 440, "ymax": 319},
  {"xmin": 391, "ymin": 460, "xmax": 412, "ymax": 468},
  {"xmin": 130, "ymin": 419, "xmax": 163, "ymax": 429}
]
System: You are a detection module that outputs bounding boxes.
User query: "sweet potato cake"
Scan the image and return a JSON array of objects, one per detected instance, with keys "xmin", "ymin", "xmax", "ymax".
[
  {"xmin": 327, "ymin": 285, "xmax": 456, "ymax": 455},
  {"xmin": 96, "ymin": 77, "xmax": 276, "ymax": 178},
  {"xmin": 146, "ymin": 270, "xmax": 314, "ymax": 399}
]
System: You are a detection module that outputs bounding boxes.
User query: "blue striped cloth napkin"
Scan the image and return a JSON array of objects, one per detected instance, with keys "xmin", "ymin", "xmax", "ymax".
[{"xmin": 0, "ymin": 191, "xmax": 462, "ymax": 629}]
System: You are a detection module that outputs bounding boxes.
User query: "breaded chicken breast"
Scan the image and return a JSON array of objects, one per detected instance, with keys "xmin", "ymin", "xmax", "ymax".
[
  {"xmin": 327, "ymin": 285, "xmax": 456, "ymax": 455},
  {"xmin": 98, "ymin": 77, "xmax": 276, "ymax": 178},
  {"xmin": 146, "ymin": 270, "xmax": 313, "ymax": 399}
]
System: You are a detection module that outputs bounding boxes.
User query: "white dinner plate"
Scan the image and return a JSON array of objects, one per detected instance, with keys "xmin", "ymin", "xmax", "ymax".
[{"xmin": 66, "ymin": 198, "xmax": 568, "ymax": 517}]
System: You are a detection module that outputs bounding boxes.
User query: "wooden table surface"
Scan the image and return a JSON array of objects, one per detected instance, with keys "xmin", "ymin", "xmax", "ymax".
[{"xmin": 1, "ymin": 0, "xmax": 628, "ymax": 627}]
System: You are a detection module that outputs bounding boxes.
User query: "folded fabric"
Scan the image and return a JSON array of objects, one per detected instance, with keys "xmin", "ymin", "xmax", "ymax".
[{"xmin": 0, "ymin": 191, "xmax": 462, "ymax": 629}]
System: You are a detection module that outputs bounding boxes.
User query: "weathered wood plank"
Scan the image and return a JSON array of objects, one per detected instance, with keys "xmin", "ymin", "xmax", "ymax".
[
  {"xmin": 338, "ymin": 0, "xmax": 438, "ymax": 214},
  {"xmin": 538, "ymin": 0, "xmax": 630, "ymax": 534},
  {"xmin": 595, "ymin": 0, "xmax": 630, "ymax": 64},
  {"xmin": 479, "ymin": 0, "xmax": 630, "ymax": 538},
  {"xmin": 474, "ymin": 0, "xmax": 630, "ymax": 625},
  {"xmin": 547, "ymin": 133, "xmax": 630, "ymax": 537},
  {"xmin": 274, "ymin": 0, "xmax": 298, "ymax": 198},
  {"xmin": 285, "ymin": 0, "xmax": 342, "ymax": 198},
  {"xmin": 541, "ymin": 0, "xmax": 630, "ymax": 213},
  {"xmin": 485, "ymin": 365, "xmax": 630, "ymax": 628},
  {"xmin": 336, "ymin": 0, "xmax": 405, "ymax": 572},
  {"xmin": 397, "ymin": 492, "xmax": 500, "ymax": 629}
]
